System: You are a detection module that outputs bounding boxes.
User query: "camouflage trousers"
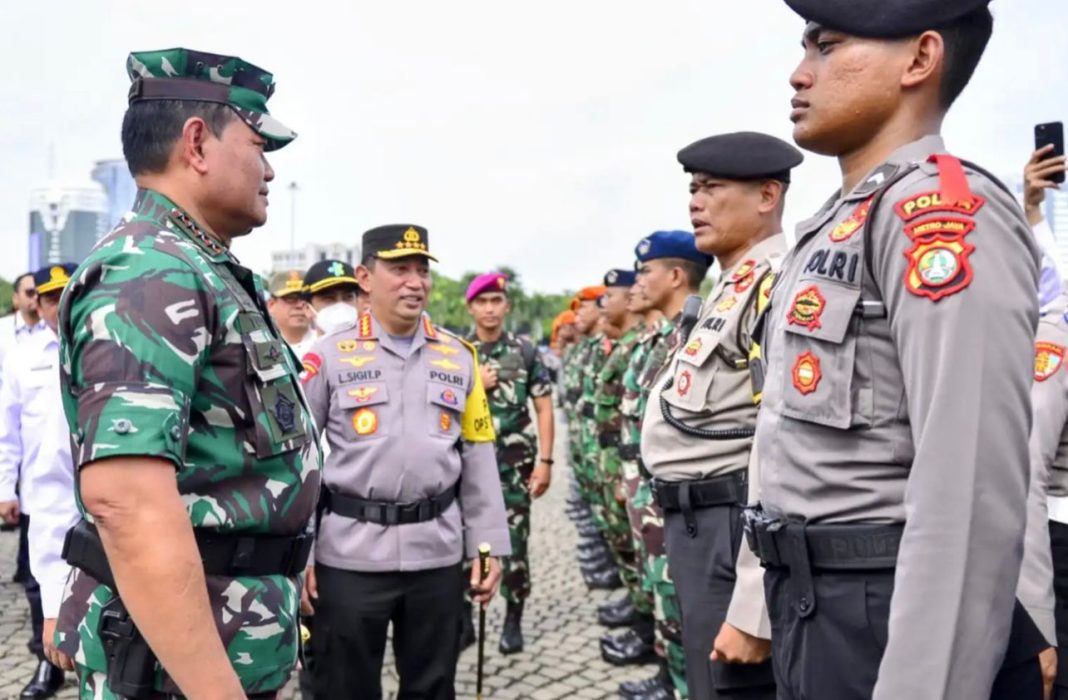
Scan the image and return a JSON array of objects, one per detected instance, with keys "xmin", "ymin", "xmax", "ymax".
[
  {"xmin": 600, "ymin": 446, "xmax": 644, "ymax": 613},
  {"xmin": 76, "ymin": 668, "xmax": 281, "ymax": 699},
  {"xmin": 578, "ymin": 417, "xmax": 606, "ymax": 530},
  {"xmin": 623, "ymin": 461, "xmax": 688, "ymax": 699},
  {"xmin": 461, "ymin": 441, "xmax": 536, "ymax": 605}
]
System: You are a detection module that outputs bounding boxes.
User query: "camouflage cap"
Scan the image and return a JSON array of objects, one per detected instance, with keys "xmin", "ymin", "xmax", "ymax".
[
  {"xmin": 126, "ymin": 48, "xmax": 296, "ymax": 151},
  {"xmin": 268, "ymin": 269, "xmax": 306, "ymax": 298}
]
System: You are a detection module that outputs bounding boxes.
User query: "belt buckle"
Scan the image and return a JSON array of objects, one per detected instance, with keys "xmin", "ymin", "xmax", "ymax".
[
  {"xmin": 231, "ymin": 537, "xmax": 256, "ymax": 572},
  {"xmin": 382, "ymin": 504, "xmax": 401, "ymax": 526}
]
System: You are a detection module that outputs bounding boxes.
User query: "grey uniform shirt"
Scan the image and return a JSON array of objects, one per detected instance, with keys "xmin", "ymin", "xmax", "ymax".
[
  {"xmin": 641, "ymin": 234, "xmax": 784, "ymax": 640},
  {"xmin": 1020, "ymin": 297, "xmax": 1068, "ymax": 645},
  {"xmin": 301, "ymin": 313, "xmax": 511, "ymax": 572},
  {"xmin": 755, "ymin": 135, "xmax": 1040, "ymax": 699}
]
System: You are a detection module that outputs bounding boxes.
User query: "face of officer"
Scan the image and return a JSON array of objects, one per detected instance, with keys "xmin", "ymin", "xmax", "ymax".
[
  {"xmin": 789, "ymin": 23, "xmax": 933, "ymax": 156},
  {"xmin": 558, "ymin": 324, "xmax": 577, "ymax": 347},
  {"xmin": 626, "ymin": 283, "xmax": 653, "ymax": 315},
  {"xmin": 601, "ymin": 287, "xmax": 630, "ymax": 328},
  {"xmin": 37, "ymin": 290, "xmax": 61, "ymax": 332},
  {"xmin": 184, "ymin": 117, "xmax": 275, "ymax": 240},
  {"xmin": 309, "ymin": 286, "xmax": 359, "ymax": 313},
  {"xmin": 468, "ymin": 292, "xmax": 510, "ymax": 333},
  {"xmin": 12, "ymin": 275, "xmax": 38, "ymax": 322},
  {"xmin": 637, "ymin": 259, "xmax": 683, "ymax": 312},
  {"xmin": 358, "ymin": 256, "xmax": 431, "ymax": 334},
  {"xmin": 689, "ymin": 174, "xmax": 784, "ymax": 266},
  {"xmin": 267, "ymin": 294, "xmax": 310, "ymax": 336},
  {"xmin": 574, "ymin": 299, "xmax": 600, "ymax": 334}
]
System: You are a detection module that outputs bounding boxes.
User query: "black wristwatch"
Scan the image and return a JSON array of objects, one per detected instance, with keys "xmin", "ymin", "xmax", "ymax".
[{"xmin": 539, "ymin": 457, "xmax": 554, "ymax": 466}]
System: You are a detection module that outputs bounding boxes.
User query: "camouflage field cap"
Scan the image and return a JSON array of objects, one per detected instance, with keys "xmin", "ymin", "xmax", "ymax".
[
  {"xmin": 268, "ymin": 269, "xmax": 306, "ymax": 298},
  {"xmin": 126, "ymin": 48, "xmax": 296, "ymax": 151}
]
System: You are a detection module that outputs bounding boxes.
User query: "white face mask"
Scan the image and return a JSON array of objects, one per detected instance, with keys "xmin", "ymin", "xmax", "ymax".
[{"xmin": 315, "ymin": 302, "xmax": 359, "ymax": 335}]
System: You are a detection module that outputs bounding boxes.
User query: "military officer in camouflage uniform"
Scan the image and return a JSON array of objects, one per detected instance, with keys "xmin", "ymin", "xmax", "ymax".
[
  {"xmin": 462, "ymin": 271, "xmax": 556, "ymax": 655},
  {"xmin": 55, "ymin": 48, "xmax": 321, "ymax": 699},
  {"xmin": 617, "ymin": 230, "xmax": 712, "ymax": 700},
  {"xmin": 592, "ymin": 270, "xmax": 657, "ymax": 665},
  {"xmin": 638, "ymin": 133, "xmax": 801, "ymax": 700},
  {"xmin": 300, "ymin": 225, "xmax": 511, "ymax": 698},
  {"xmin": 747, "ymin": 2, "xmax": 1049, "ymax": 697}
]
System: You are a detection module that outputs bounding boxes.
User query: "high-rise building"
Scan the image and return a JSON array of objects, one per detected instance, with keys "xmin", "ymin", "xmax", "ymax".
[
  {"xmin": 90, "ymin": 159, "xmax": 137, "ymax": 231},
  {"xmin": 28, "ymin": 182, "xmax": 108, "ymax": 270},
  {"xmin": 271, "ymin": 242, "xmax": 362, "ymax": 273}
]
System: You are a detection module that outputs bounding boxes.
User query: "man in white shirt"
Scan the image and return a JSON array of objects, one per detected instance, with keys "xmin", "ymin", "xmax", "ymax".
[{"xmin": 0, "ymin": 264, "xmax": 75, "ymax": 699}]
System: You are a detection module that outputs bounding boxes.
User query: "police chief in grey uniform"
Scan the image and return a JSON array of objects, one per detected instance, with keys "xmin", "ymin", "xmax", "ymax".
[
  {"xmin": 300, "ymin": 224, "xmax": 511, "ymax": 699},
  {"xmin": 641, "ymin": 132, "xmax": 801, "ymax": 700},
  {"xmin": 746, "ymin": 1, "xmax": 1049, "ymax": 698}
]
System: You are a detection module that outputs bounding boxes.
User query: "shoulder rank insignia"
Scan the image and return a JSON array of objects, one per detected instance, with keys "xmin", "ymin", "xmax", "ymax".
[
  {"xmin": 829, "ymin": 196, "xmax": 874, "ymax": 243},
  {"xmin": 903, "ymin": 217, "xmax": 976, "ymax": 302},
  {"xmin": 357, "ymin": 314, "xmax": 374, "ymax": 339},
  {"xmin": 422, "ymin": 316, "xmax": 438, "ymax": 340},
  {"xmin": 1035, "ymin": 342, "xmax": 1066, "ymax": 382},
  {"xmin": 787, "ymin": 286, "xmax": 825, "ymax": 331},
  {"xmin": 732, "ymin": 260, "xmax": 756, "ymax": 282},
  {"xmin": 734, "ymin": 271, "xmax": 756, "ymax": 293}
]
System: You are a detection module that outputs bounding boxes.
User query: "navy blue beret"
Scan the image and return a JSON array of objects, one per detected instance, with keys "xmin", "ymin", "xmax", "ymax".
[
  {"xmin": 784, "ymin": 0, "xmax": 992, "ymax": 38},
  {"xmin": 634, "ymin": 231, "xmax": 713, "ymax": 267},
  {"xmin": 677, "ymin": 132, "xmax": 803, "ymax": 183},
  {"xmin": 604, "ymin": 269, "xmax": 637, "ymax": 288},
  {"xmin": 34, "ymin": 263, "xmax": 77, "ymax": 295}
]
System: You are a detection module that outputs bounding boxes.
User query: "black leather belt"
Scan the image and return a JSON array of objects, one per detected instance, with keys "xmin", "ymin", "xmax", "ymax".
[
  {"xmin": 652, "ymin": 471, "xmax": 747, "ymax": 512},
  {"xmin": 322, "ymin": 484, "xmax": 458, "ymax": 526},
  {"xmin": 580, "ymin": 403, "xmax": 596, "ymax": 419},
  {"xmin": 618, "ymin": 443, "xmax": 641, "ymax": 461},
  {"xmin": 63, "ymin": 520, "xmax": 311, "ymax": 587},
  {"xmin": 747, "ymin": 518, "xmax": 902, "ymax": 572},
  {"xmin": 598, "ymin": 431, "xmax": 621, "ymax": 448}
]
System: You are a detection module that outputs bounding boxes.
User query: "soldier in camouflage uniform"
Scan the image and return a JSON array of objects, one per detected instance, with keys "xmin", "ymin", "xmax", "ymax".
[
  {"xmin": 619, "ymin": 231, "xmax": 713, "ymax": 700},
  {"xmin": 463, "ymin": 272, "xmax": 556, "ymax": 655},
  {"xmin": 593, "ymin": 270, "xmax": 657, "ymax": 666},
  {"xmin": 54, "ymin": 49, "xmax": 321, "ymax": 699}
]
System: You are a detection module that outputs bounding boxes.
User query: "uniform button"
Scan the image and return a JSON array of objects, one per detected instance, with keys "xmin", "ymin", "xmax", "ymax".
[
  {"xmin": 114, "ymin": 419, "xmax": 133, "ymax": 434},
  {"xmin": 798, "ymin": 598, "xmax": 810, "ymax": 612},
  {"xmin": 170, "ymin": 426, "xmax": 182, "ymax": 440}
]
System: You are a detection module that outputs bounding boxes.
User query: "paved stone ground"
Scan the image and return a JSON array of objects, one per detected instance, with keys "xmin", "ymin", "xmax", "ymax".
[{"xmin": 0, "ymin": 419, "xmax": 656, "ymax": 699}]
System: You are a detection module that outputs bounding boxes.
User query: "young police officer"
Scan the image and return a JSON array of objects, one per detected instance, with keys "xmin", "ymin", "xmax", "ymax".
[{"xmin": 748, "ymin": 3, "xmax": 1048, "ymax": 697}]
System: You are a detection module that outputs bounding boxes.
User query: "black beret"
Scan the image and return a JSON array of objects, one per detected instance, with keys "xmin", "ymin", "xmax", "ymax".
[
  {"xmin": 604, "ymin": 269, "xmax": 637, "ymax": 288},
  {"xmin": 362, "ymin": 224, "xmax": 438, "ymax": 262},
  {"xmin": 677, "ymin": 132, "xmax": 804, "ymax": 183},
  {"xmin": 784, "ymin": 0, "xmax": 992, "ymax": 38},
  {"xmin": 303, "ymin": 259, "xmax": 359, "ymax": 295}
]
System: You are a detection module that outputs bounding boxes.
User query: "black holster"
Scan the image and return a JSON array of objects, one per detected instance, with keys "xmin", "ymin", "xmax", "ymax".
[{"xmin": 63, "ymin": 521, "xmax": 157, "ymax": 697}]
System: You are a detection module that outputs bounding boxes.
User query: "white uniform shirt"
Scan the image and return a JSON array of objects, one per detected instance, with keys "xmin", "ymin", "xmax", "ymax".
[
  {"xmin": 0, "ymin": 329, "xmax": 61, "ymax": 510},
  {"xmin": 28, "ymin": 404, "xmax": 77, "ymax": 617},
  {"xmin": 0, "ymin": 312, "xmax": 48, "ymax": 390}
]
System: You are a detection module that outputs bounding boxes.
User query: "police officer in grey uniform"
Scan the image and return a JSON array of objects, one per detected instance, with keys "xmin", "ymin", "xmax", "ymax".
[
  {"xmin": 300, "ymin": 224, "xmax": 511, "ymax": 699},
  {"xmin": 1029, "ymin": 296, "xmax": 1068, "ymax": 698},
  {"xmin": 641, "ymin": 133, "xmax": 801, "ymax": 700},
  {"xmin": 746, "ymin": 1, "xmax": 1049, "ymax": 698}
]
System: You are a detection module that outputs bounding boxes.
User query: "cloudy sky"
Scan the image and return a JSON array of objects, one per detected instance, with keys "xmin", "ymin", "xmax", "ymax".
[{"xmin": 1, "ymin": 0, "xmax": 1065, "ymax": 292}]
